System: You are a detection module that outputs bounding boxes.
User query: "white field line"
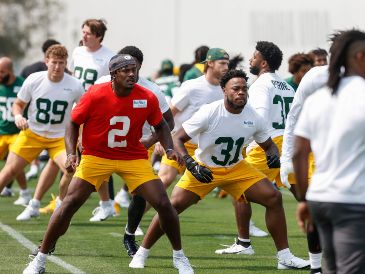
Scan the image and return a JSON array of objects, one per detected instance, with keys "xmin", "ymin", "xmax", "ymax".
[{"xmin": 0, "ymin": 222, "xmax": 85, "ymax": 274}]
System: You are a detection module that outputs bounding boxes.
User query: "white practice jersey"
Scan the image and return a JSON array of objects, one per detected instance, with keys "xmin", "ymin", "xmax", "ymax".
[
  {"xmin": 247, "ymin": 72, "xmax": 295, "ymax": 151},
  {"xmin": 281, "ymin": 65, "xmax": 328, "ymax": 164},
  {"xmin": 95, "ymin": 75, "xmax": 169, "ymax": 138},
  {"xmin": 171, "ymin": 75, "xmax": 224, "ymax": 135},
  {"xmin": 70, "ymin": 46, "xmax": 114, "ymax": 91},
  {"xmin": 183, "ymin": 100, "xmax": 270, "ymax": 168},
  {"xmin": 295, "ymin": 76, "xmax": 365, "ymax": 204},
  {"xmin": 18, "ymin": 71, "xmax": 84, "ymax": 138}
]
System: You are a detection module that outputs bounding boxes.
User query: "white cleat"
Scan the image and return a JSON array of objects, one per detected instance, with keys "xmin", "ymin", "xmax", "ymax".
[
  {"xmin": 14, "ymin": 190, "xmax": 31, "ymax": 206},
  {"xmin": 23, "ymin": 258, "xmax": 45, "ymax": 274},
  {"xmin": 89, "ymin": 205, "xmax": 114, "ymax": 222},
  {"xmin": 173, "ymin": 255, "xmax": 194, "ymax": 274},
  {"xmin": 215, "ymin": 239, "xmax": 255, "ymax": 255},
  {"xmin": 0, "ymin": 187, "xmax": 13, "ymax": 197},
  {"xmin": 16, "ymin": 203, "xmax": 40, "ymax": 221},
  {"xmin": 277, "ymin": 254, "xmax": 310, "ymax": 270},
  {"xmin": 129, "ymin": 252, "xmax": 148, "ymax": 268},
  {"xmin": 135, "ymin": 225, "xmax": 144, "ymax": 236},
  {"xmin": 114, "ymin": 189, "xmax": 130, "ymax": 208},
  {"xmin": 249, "ymin": 221, "xmax": 268, "ymax": 237}
]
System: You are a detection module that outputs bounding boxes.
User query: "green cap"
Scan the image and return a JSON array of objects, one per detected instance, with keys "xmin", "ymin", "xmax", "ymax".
[
  {"xmin": 161, "ymin": 59, "xmax": 174, "ymax": 72},
  {"xmin": 202, "ymin": 48, "xmax": 229, "ymax": 63}
]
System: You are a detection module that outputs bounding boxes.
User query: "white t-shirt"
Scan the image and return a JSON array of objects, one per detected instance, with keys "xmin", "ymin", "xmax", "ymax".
[
  {"xmin": 183, "ymin": 100, "xmax": 270, "ymax": 168},
  {"xmin": 281, "ymin": 65, "xmax": 328, "ymax": 164},
  {"xmin": 95, "ymin": 75, "xmax": 169, "ymax": 138},
  {"xmin": 171, "ymin": 75, "xmax": 224, "ymax": 134},
  {"xmin": 247, "ymin": 72, "xmax": 295, "ymax": 151},
  {"xmin": 295, "ymin": 76, "xmax": 365, "ymax": 204},
  {"xmin": 18, "ymin": 71, "xmax": 84, "ymax": 138},
  {"xmin": 70, "ymin": 46, "xmax": 114, "ymax": 91}
]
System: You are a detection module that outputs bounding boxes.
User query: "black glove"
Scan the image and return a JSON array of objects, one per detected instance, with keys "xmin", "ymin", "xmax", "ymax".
[
  {"xmin": 266, "ymin": 154, "xmax": 280, "ymax": 168},
  {"xmin": 183, "ymin": 155, "xmax": 213, "ymax": 183}
]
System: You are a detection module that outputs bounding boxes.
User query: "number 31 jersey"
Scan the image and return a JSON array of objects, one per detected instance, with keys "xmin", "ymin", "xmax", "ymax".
[
  {"xmin": 18, "ymin": 71, "xmax": 84, "ymax": 138},
  {"xmin": 182, "ymin": 100, "xmax": 270, "ymax": 168},
  {"xmin": 71, "ymin": 82, "xmax": 163, "ymax": 160}
]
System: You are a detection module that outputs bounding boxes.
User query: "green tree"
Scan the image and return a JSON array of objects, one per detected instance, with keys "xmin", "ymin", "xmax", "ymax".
[{"xmin": 0, "ymin": 0, "xmax": 60, "ymax": 60}]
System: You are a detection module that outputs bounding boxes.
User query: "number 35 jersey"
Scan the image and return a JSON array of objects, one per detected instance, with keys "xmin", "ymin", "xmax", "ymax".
[
  {"xmin": 17, "ymin": 71, "xmax": 84, "ymax": 138},
  {"xmin": 182, "ymin": 100, "xmax": 270, "ymax": 168},
  {"xmin": 71, "ymin": 82, "xmax": 162, "ymax": 160},
  {"xmin": 248, "ymin": 72, "xmax": 295, "ymax": 139}
]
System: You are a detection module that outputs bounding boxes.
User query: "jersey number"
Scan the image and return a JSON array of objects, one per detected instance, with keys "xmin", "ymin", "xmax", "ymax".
[
  {"xmin": 108, "ymin": 116, "xmax": 130, "ymax": 148},
  {"xmin": 0, "ymin": 96, "xmax": 16, "ymax": 122},
  {"xmin": 74, "ymin": 66, "xmax": 98, "ymax": 89},
  {"xmin": 211, "ymin": 137, "xmax": 245, "ymax": 166},
  {"xmin": 36, "ymin": 98, "xmax": 68, "ymax": 124},
  {"xmin": 272, "ymin": 95, "xmax": 293, "ymax": 129}
]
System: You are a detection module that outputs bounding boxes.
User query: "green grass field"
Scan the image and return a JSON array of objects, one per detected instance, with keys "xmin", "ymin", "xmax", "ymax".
[{"xmin": 0, "ymin": 172, "xmax": 310, "ymax": 274}]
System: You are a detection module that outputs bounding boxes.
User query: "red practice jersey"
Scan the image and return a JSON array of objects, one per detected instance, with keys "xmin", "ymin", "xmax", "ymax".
[{"xmin": 71, "ymin": 82, "xmax": 163, "ymax": 160}]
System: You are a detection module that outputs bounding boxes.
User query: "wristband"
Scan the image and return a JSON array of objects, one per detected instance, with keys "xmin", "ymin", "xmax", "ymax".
[
  {"xmin": 165, "ymin": 148, "xmax": 174, "ymax": 154},
  {"xmin": 67, "ymin": 153, "xmax": 76, "ymax": 158}
]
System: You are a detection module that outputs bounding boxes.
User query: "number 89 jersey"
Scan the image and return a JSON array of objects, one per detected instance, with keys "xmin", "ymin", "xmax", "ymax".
[
  {"xmin": 248, "ymin": 73, "xmax": 295, "ymax": 139},
  {"xmin": 71, "ymin": 82, "xmax": 163, "ymax": 160},
  {"xmin": 182, "ymin": 100, "xmax": 270, "ymax": 168},
  {"xmin": 17, "ymin": 71, "xmax": 84, "ymax": 138}
]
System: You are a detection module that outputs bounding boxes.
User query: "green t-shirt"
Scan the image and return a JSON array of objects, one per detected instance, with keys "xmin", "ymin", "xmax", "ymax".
[
  {"xmin": 183, "ymin": 64, "xmax": 204, "ymax": 82},
  {"xmin": 285, "ymin": 76, "xmax": 299, "ymax": 91},
  {"xmin": 0, "ymin": 76, "xmax": 24, "ymax": 135}
]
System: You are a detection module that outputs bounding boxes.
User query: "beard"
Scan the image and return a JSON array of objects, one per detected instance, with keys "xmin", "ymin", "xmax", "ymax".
[
  {"xmin": 226, "ymin": 97, "xmax": 246, "ymax": 111},
  {"xmin": 0, "ymin": 74, "xmax": 10, "ymax": 85},
  {"xmin": 249, "ymin": 66, "xmax": 260, "ymax": 76}
]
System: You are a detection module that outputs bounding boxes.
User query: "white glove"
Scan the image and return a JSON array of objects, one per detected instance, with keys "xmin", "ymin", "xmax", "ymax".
[{"xmin": 280, "ymin": 160, "xmax": 293, "ymax": 189}]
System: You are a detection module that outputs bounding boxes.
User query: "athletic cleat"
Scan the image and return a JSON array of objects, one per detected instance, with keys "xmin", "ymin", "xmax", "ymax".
[
  {"xmin": 31, "ymin": 241, "xmax": 56, "ymax": 256},
  {"xmin": 14, "ymin": 190, "xmax": 31, "ymax": 206},
  {"xmin": 249, "ymin": 221, "xmax": 268, "ymax": 237},
  {"xmin": 0, "ymin": 187, "xmax": 14, "ymax": 197},
  {"xmin": 16, "ymin": 202, "xmax": 40, "ymax": 221},
  {"xmin": 39, "ymin": 194, "xmax": 57, "ymax": 214},
  {"xmin": 129, "ymin": 250, "xmax": 147, "ymax": 268},
  {"xmin": 135, "ymin": 225, "xmax": 144, "ymax": 236},
  {"xmin": 215, "ymin": 239, "xmax": 255, "ymax": 255},
  {"xmin": 89, "ymin": 205, "xmax": 114, "ymax": 222},
  {"xmin": 173, "ymin": 255, "xmax": 194, "ymax": 274},
  {"xmin": 310, "ymin": 268, "xmax": 322, "ymax": 274},
  {"xmin": 25, "ymin": 166, "xmax": 39, "ymax": 181},
  {"xmin": 23, "ymin": 258, "xmax": 45, "ymax": 274},
  {"xmin": 277, "ymin": 254, "xmax": 310, "ymax": 270},
  {"xmin": 114, "ymin": 189, "xmax": 130, "ymax": 208},
  {"xmin": 123, "ymin": 234, "xmax": 139, "ymax": 257}
]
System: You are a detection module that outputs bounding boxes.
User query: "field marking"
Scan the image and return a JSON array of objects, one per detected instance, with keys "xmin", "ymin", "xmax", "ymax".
[{"xmin": 0, "ymin": 222, "xmax": 85, "ymax": 274}]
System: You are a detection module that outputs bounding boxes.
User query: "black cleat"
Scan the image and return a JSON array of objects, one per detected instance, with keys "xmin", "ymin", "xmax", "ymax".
[
  {"xmin": 310, "ymin": 268, "xmax": 322, "ymax": 274},
  {"xmin": 123, "ymin": 234, "xmax": 139, "ymax": 257},
  {"xmin": 31, "ymin": 240, "xmax": 56, "ymax": 256}
]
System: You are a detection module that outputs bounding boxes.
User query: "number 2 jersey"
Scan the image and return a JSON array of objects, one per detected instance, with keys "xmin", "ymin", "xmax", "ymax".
[
  {"xmin": 71, "ymin": 82, "xmax": 163, "ymax": 160},
  {"xmin": 182, "ymin": 100, "xmax": 270, "ymax": 168},
  {"xmin": 17, "ymin": 71, "xmax": 84, "ymax": 138},
  {"xmin": 247, "ymin": 72, "xmax": 295, "ymax": 150}
]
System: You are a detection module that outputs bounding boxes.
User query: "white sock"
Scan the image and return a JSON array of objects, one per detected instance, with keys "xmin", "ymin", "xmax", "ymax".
[
  {"xmin": 100, "ymin": 200, "xmax": 111, "ymax": 208},
  {"xmin": 36, "ymin": 252, "xmax": 47, "ymax": 265},
  {"xmin": 309, "ymin": 252, "xmax": 322, "ymax": 269},
  {"xmin": 237, "ymin": 237, "xmax": 250, "ymax": 243},
  {"xmin": 30, "ymin": 199, "xmax": 40, "ymax": 208},
  {"xmin": 136, "ymin": 246, "xmax": 150, "ymax": 257},
  {"xmin": 55, "ymin": 197, "xmax": 62, "ymax": 209},
  {"xmin": 173, "ymin": 249, "xmax": 185, "ymax": 257},
  {"xmin": 20, "ymin": 189, "xmax": 29, "ymax": 195},
  {"xmin": 277, "ymin": 248, "xmax": 291, "ymax": 260}
]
